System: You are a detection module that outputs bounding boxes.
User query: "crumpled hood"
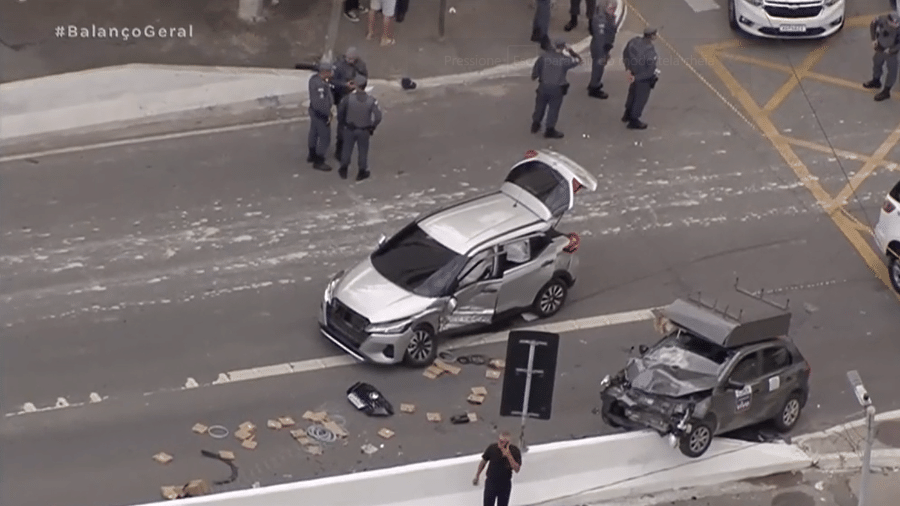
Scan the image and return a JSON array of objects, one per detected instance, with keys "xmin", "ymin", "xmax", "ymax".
[
  {"xmin": 333, "ymin": 257, "xmax": 436, "ymax": 323},
  {"xmin": 624, "ymin": 358, "xmax": 718, "ymax": 398}
]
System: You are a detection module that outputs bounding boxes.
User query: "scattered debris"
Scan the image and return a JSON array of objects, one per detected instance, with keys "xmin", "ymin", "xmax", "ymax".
[
  {"xmin": 437, "ymin": 351, "xmax": 456, "ymax": 362},
  {"xmin": 303, "ymin": 411, "xmax": 328, "ymax": 422},
  {"xmin": 267, "ymin": 419, "xmax": 283, "ymax": 430},
  {"xmin": 347, "ymin": 381, "xmax": 394, "ymax": 416},
  {"xmin": 278, "ymin": 416, "xmax": 296, "ymax": 426},
  {"xmin": 307, "ymin": 424, "xmax": 338, "ymax": 443},
  {"xmin": 207, "ymin": 425, "xmax": 229, "ymax": 439},
  {"xmin": 471, "ymin": 386, "xmax": 488, "ymax": 396},
  {"xmin": 434, "ymin": 359, "xmax": 461, "ymax": 375},
  {"xmin": 427, "ymin": 412, "xmax": 442, "ymax": 422},
  {"xmin": 361, "ymin": 443, "xmax": 379, "ymax": 455},
  {"xmin": 378, "ymin": 428, "xmax": 395, "ymax": 439},
  {"xmin": 252, "ymin": 481, "xmax": 261, "ymax": 488},
  {"xmin": 457, "ymin": 354, "xmax": 487, "ymax": 365},
  {"xmin": 241, "ymin": 439, "xmax": 258, "ymax": 450},
  {"xmin": 200, "ymin": 449, "xmax": 239, "ymax": 485},
  {"xmin": 290, "ymin": 428, "xmax": 307, "ymax": 439},
  {"xmin": 234, "ymin": 428, "xmax": 253, "ymax": 441},
  {"xmin": 192, "ymin": 423, "xmax": 208, "ymax": 434},
  {"xmin": 451, "ymin": 413, "xmax": 471, "ymax": 424},
  {"xmin": 486, "ymin": 369, "xmax": 502, "ymax": 380},
  {"xmin": 488, "ymin": 359, "xmax": 505, "ymax": 370},
  {"xmin": 182, "ymin": 479, "xmax": 211, "ymax": 497},
  {"xmin": 304, "ymin": 445, "xmax": 324, "ymax": 455},
  {"xmin": 239, "ymin": 421, "xmax": 256, "ymax": 432},
  {"xmin": 467, "ymin": 394, "xmax": 485, "ymax": 405},
  {"xmin": 153, "ymin": 452, "xmax": 174, "ymax": 464},
  {"xmin": 323, "ymin": 420, "xmax": 349, "ymax": 438},
  {"xmin": 423, "ymin": 365, "xmax": 443, "ymax": 379},
  {"xmin": 160, "ymin": 486, "xmax": 180, "ymax": 500},
  {"xmin": 467, "ymin": 412, "xmax": 478, "ymax": 422},
  {"xmin": 400, "ymin": 403, "xmax": 416, "ymax": 413}
]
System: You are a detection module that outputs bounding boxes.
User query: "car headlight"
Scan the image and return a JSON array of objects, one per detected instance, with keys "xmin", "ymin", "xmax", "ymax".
[
  {"xmin": 742, "ymin": 0, "xmax": 763, "ymax": 6},
  {"xmin": 600, "ymin": 374, "xmax": 611, "ymax": 389},
  {"xmin": 823, "ymin": 0, "xmax": 841, "ymax": 5},
  {"xmin": 323, "ymin": 270, "xmax": 345, "ymax": 303},
  {"xmin": 366, "ymin": 318, "xmax": 412, "ymax": 334}
]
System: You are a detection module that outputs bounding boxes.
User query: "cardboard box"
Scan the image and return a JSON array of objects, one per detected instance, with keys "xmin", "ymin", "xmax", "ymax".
[
  {"xmin": 434, "ymin": 360, "xmax": 461, "ymax": 375},
  {"xmin": 152, "ymin": 452, "xmax": 173, "ymax": 464},
  {"xmin": 467, "ymin": 394, "xmax": 485, "ymax": 405},
  {"xmin": 423, "ymin": 366, "xmax": 443, "ymax": 379},
  {"xmin": 160, "ymin": 486, "xmax": 181, "ymax": 500},
  {"xmin": 400, "ymin": 403, "xmax": 416, "ymax": 413},
  {"xmin": 238, "ymin": 421, "xmax": 256, "ymax": 432},
  {"xmin": 241, "ymin": 438, "xmax": 258, "ymax": 450},
  {"xmin": 302, "ymin": 410, "xmax": 328, "ymax": 422},
  {"xmin": 426, "ymin": 412, "xmax": 442, "ymax": 422},
  {"xmin": 377, "ymin": 428, "xmax": 395, "ymax": 439},
  {"xmin": 296, "ymin": 436, "xmax": 312, "ymax": 445},
  {"xmin": 267, "ymin": 419, "xmax": 283, "ymax": 430},
  {"xmin": 467, "ymin": 412, "xmax": 478, "ymax": 422},
  {"xmin": 290, "ymin": 428, "xmax": 306, "ymax": 439},
  {"xmin": 323, "ymin": 420, "xmax": 348, "ymax": 438},
  {"xmin": 304, "ymin": 445, "xmax": 323, "ymax": 455},
  {"xmin": 471, "ymin": 386, "xmax": 488, "ymax": 396},
  {"xmin": 191, "ymin": 423, "xmax": 208, "ymax": 434},
  {"xmin": 489, "ymin": 359, "xmax": 505, "ymax": 370},
  {"xmin": 182, "ymin": 479, "xmax": 211, "ymax": 497},
  {"xmin": 218, "ymin": 450, "xmax": 235, "ymax": 461},
  {"xmin": 234, "ymin": 428, "xmax": 252, "ymax": 441},
  {"xmin": 278, "ymin": 416, "xmax": 296, "ymax": 426},
  {"xmin": 486, "ymin": 369, "xmax": 502, "ymax": 380}
]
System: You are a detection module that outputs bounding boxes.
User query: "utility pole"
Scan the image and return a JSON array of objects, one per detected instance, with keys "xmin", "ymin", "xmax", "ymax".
[{"xmin": 847, "ymin": 370, "xmax": 876, "ymax": 506}]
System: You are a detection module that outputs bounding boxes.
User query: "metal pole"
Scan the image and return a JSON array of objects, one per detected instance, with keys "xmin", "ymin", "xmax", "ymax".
[
  {"xmin": 519, "ymin": 343, "xmax": 537, "ymax": 452},
  {"xmin": 438, "ymin": 0, "xmax": 447, "ymax": 40},
  {"xmin": 858, "ymin": 404, "xmax": 876, "ymax": 506}
]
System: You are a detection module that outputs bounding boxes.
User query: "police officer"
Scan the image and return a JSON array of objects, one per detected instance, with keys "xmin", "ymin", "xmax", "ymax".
[
  {"xmin": 308, "ymin": 60, "xmax": 335, "ymax": 171},
  {"xmin": 863, "ymin": 12, "xmax": 900, "ymax": 102},
  {"xmin": 331, "ymin": 47, "xmax": 369, "ymax": 160},
  {"xmin": 531, "ymin": 38, "xmax": 583, "ymax": 139},
  {"xmin": 588, "ymin": 0, "xmax": 618, "ymax": 99},
  {"xmin": 564, "ymin": 0, "xmax": 596, "ymax": 33},
  {"xmin": 622, "ymin": 27, "xmax": 659, "ymax": 130},
  {"xmin": 337, "ymin": 75, "xmax": 382, "ymax": 181},
  {"xmin": 531, "ymin": 0, "xmax": 552, "ymax": 51}
]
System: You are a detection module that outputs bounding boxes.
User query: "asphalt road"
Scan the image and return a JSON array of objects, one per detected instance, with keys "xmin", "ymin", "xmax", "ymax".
[{"xmin": 2, "ymin": 3, "xmax": 900, "ymax": 505}]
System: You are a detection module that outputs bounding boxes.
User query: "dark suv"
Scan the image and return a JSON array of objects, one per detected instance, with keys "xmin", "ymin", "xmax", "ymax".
[{"xmin": 599, "ymin": 287, "xmax": 811, "ymax": 458}]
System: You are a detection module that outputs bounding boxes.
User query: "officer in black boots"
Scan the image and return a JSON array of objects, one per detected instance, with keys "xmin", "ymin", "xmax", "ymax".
[
  {"xmin": 588, "ymin": 0, "xmax": 618, "ymax": 99},
  {"xmin": 622, "ymin": 27, "xmax": 659, "ymax": 130},
  {"xmin": 863, "ymin": 12, "xmax": 900, "ymax": 102},
  {"xmin": 307, "ymin": 60, "xmax": 334, "ymax": 171},
  {"xmin": 337, "ymin": 75, "xmax": 383, "ymax": 182},
  {"xmin": 531, "ymin": 38, "xmax": 583, "ymax": 139}
]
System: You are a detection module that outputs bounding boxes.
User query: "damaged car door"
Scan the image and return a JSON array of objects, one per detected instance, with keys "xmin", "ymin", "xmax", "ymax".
[
  {"xmin": 711, "ymin": 350, "xmax": 766, "ymax": 433},
  {"xmin": 494, "ymin": 234, "xmax": 557, "ymax": 313},
  {"xmin": 439, "ymin": 248, "xmax": 501, "ymax": 332}
]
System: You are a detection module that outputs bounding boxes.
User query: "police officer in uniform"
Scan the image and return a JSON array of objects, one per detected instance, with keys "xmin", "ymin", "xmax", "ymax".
[
  {"xmin": 863, "ymin": 12, "xmax": 900, "ymax": 102},
  {"xmin": 588, "ymin": 0, "xmax": 618, "ymax": 99},
  {"xmin": 331, "ymin": 47, "xmax": 369, "ymax": 160},
  {"xmin": 531, "ymin": 0, "xmax": 552, "ymax": 51},
  {"xmin": 622, "ymin": 27, "xmax": 659, "ymax": 130},
  {"xmin": 307, "ymin": 60, "xmax": 335, "ymax": 171},
  {"xmin": 531, "ymin": 38, "xmax": 583, "ymax": 138},
  {"xmin": 337, "ymin": 75, "xmax": 383, "ymax": 181},
  {"xmin": 564, "ymin": 0, "xmax": 596, "ymax": 33}
]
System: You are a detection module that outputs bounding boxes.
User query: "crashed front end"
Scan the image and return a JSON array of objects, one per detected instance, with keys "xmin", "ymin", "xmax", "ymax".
[{"xmin": 599, "ymin": 371, "xmax": 709, "ymax": 445}]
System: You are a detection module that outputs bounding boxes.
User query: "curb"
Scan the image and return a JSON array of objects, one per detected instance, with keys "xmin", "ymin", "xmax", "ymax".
[
  {"xmin": 805, "ymin": 449, "xmax": 900, "ymax": 471},
  {"xmin": 792, "ymin": 408, "xmax": 900, "ymax": 446}
]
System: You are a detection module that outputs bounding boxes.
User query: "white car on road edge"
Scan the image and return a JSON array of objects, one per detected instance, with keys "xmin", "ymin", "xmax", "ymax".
[
  {"xmin": 728, "ymin": 0, "xmax": 845, "ymax": 39},
  {"xmin": 874, "ymin": 179, "xmax": 900, "ymax": 294}
]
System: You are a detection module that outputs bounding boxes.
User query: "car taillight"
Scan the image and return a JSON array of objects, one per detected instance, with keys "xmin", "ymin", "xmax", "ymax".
[
  {"xmin": 524, "ymin": 150, "xmax": 538, "ymax": 158},
  {"xmin": 884, "ymin": 199, "xmax": 896, "ymax": 213},
  {"xmin": 573, "ymin": 179, "xmax": 584, "ymax": 194}
]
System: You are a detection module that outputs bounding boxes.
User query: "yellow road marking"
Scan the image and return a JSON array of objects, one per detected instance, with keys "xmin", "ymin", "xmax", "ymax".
[
  {"xmin": 828, "ymin": 122, "xmax": 900, "ymax": 211},
  {"xmin": 717, "ymin": 52, "xmax": 794, "ymax": 74},
  {"xmin": 847, "ymin": 15, "xmax": 876, "ymax": 28},
  {"xmin": 763, "ymin": 46, "xmax": 830, "ymax": 112},
  {"xmin": 778, "ymin": 135, "xmax": 896, "ymax": 168}
]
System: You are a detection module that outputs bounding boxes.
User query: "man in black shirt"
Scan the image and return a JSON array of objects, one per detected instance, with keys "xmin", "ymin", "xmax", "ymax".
[{"xmin": 473, "ymin": 431, "xmax": 523, "ymax": 506}]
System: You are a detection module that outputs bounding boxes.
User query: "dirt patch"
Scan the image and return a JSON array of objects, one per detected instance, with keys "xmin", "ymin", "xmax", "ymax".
[{"xmin": 875, "ymin": 419, "xmax": 900, "ymax": 447}]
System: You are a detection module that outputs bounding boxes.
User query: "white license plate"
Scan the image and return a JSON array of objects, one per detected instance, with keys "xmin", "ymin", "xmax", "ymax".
[{"xmin": 779, "ymin": 24, "xmax": 807, "ymax": 33}]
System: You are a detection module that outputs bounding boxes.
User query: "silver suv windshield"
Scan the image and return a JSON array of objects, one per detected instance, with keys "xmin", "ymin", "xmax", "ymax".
[
  {"xmin": 370, "ymin": 224, "xmax": 466, "ymax": 298},
  {"xmin": 645, "ymin": 331, "xmax": 732, "ymax": 376}
]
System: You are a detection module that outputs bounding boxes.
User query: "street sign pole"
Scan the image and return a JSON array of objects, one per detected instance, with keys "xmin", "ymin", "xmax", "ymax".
[
  {"xmin": 514, "ymin": 340, "xmax": 545, "ymax": 452},
  {"xmin": 847, "ymin": 370, "xmax": 876, "ymax": 506}
]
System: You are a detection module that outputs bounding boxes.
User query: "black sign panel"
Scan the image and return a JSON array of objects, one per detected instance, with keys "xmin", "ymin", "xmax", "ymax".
[{"xmin": 499, "ymin": 330, "xmax": 559, "ymax": 420}]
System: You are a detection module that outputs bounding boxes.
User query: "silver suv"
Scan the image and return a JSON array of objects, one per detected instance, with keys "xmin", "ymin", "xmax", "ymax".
[{"xmin": 318, "ymin": 149, "xmax": 598, "ymax": 367}]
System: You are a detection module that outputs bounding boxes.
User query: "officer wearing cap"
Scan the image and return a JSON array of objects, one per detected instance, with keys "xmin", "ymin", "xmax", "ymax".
[
  {"xmin": 588, "ymin": 0, "xmax": 618, "ymax": 99},
  {"xmin": 864, "ymin": 12, "xmax": 900, "ymax": 101},
  {"xmin": 531, "ymin": 0, "xmax": 552, "ymax": 51},
  {"xmin": 337, "ymin": 74, "xmax": 382, "ymax": 181},
  {"xmin": 622, "ymin": 27, "xmax": 659, "ymax": 130},
  {"xmin": 332, "ymin": 47, "xmax": 369, "ymax": 160},
  {"xmin": 308, "ymin": 60, "xmax": 335, "ymax": 171},
  {"xmin": 531, "ymin": 37, "xmax": 583, "ymax": 138}
]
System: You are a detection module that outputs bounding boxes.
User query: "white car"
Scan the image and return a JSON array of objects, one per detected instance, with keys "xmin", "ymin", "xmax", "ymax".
[
  {"xmin": 728, "ymin": 0, "xmax": 845, "ymax": 39},
  {"xmin": 873, "ymin": 179, "xmax": 900, "ymax": 294}
]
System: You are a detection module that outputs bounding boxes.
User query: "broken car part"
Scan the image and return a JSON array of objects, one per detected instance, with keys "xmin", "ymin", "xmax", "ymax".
[
  {"xmin": 456, "ymin": 354, "xmax": 487, "ymax": 365},
  {"xmin": 306, "ymin": 425, "xmax": 337, "ymax": 443},
  {"xmin": 347, "ymin": 381, "xmax": 394, "ymax": 416},
  {"xmin": 200, "ymin": 449, "xmax": 239, "ymax": 485},
  {"xmin": 207, "ymin": 425, "xmax": 229, "ymax": 439}
]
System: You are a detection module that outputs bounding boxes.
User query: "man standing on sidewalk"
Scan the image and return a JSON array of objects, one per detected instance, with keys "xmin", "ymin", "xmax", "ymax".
[
  {"xmin": 367, "ymin": 0, "xmax": 397, "ymax": 46},
  {"xmin": 622, "ymin": 27, "xmax": 659, "ymax": 130},
  {"xmin": 531, "ymin": 38, "xmax": 583, "ymax": 138},
  {"xmin": 863, "ymin": 12, "xmax": 900, "ymax": 101},
  {"xmin": 564, "ymin": 0, "xmax": 596, "ymax": 33},
  {"xmin": 307, "ymin": 60, "xmax": 335, "ymax": 172},
  {"xmin": 473, "ymin": 431, "xmax": 522, "ymax": 506},
  {"xmin": 587, "ymin": 0, "xmax": 618, "ymax": 99},
  {"xmin": 331, "ymin": 47, "xmax": 369, "ymax": 160},
  {"xmin": 337, "ymin": 75, "xmax": 382, "ymax": 182}
]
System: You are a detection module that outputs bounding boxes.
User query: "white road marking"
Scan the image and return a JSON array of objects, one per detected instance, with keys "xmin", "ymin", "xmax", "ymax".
[
  {"xmin": 5, "ymin": 306, "xmax": 657, "ymax": 417},
  {"xmin": 683, "ymin": 0, "xmax": 720, "ymax": 12}
]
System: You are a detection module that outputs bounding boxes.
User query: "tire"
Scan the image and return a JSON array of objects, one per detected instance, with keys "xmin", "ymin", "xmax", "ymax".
[
  {"xmin": 889, "ymin": 256, "xmax": 900, "ymax": 295},
  {"xmin": 679, "ymin": 419, "xmax": 714, "ymax": 458},
  {"xmin": 772, "ymin": 391, "xmax": 803, "ymax": 432},
  {"xmin": 403, "ymin": 325, "xmax": 437, "ymax": 368},
  {"xmin": 728, "ymin": 0, "xmax": 738, "ymax": 30},
  {"xmin": 532, "ymin": 278, "xmax": 568, "ymax": 318}
]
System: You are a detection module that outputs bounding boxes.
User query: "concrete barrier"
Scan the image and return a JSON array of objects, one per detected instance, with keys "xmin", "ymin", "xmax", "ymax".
[{"xmin": 133, "ymin": 430, "xmax": 812, "ymax": 506}]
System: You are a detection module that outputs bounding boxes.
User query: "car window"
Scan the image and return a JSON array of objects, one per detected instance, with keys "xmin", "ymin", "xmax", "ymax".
[
  {"xmin": 371, "ymin": 223, "xmax": 467, "ymax": 298},
  {"xmin": 457, "ymin": 250, "xmax": 494, "ymax": 287},
  {"xmin": 761, "ymin": 346, "xmax": 792, "ymax": 375},
  {"xmin": 729, "ymin": 353, "xmax": 761, "ymax": 384},
  {"xmin": 505, "ymin": 161, "xmax": 570, "ymax": 216},
  {"xmin": 505, "ymin": 239, "xmax": 531, "ymax": 264}
]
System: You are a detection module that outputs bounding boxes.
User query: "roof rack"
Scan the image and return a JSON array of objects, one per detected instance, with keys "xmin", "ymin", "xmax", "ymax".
[
  {"xmin": 734, "ymin": 277, "xmax": 790, "ymax": 311},
  {"xmin": 686, "ymin": 291, "xmax": 743, "ymax": 322}
]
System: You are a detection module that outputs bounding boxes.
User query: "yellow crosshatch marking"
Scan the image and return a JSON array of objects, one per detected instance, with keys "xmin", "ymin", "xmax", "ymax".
[{"xmin": 695, "ymin": 14, "xmax": 900, "ymax": 296}]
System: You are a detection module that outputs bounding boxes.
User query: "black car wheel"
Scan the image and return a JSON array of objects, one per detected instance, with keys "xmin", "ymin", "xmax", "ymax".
[
  {"xmin": 404, "ymin": 325, "xmax": 437, "ymax": 368},
  {"xmin": 533, "ymin": 278, "xmax": 568, "ymax": 318},
  {"xmin": 889, "ymin": 256, "xmax": 900, "ymax": 295},
  {"xmin": 773, "ymin": 392, "xmax": 803, "ymax": 432},
  {"xmin": 728, "ymin": 0, "xmax": 738, "ymax": 30},
  {"xmin": 679, "ymin": 419, "xmax": 714, "ymax": 458}
]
